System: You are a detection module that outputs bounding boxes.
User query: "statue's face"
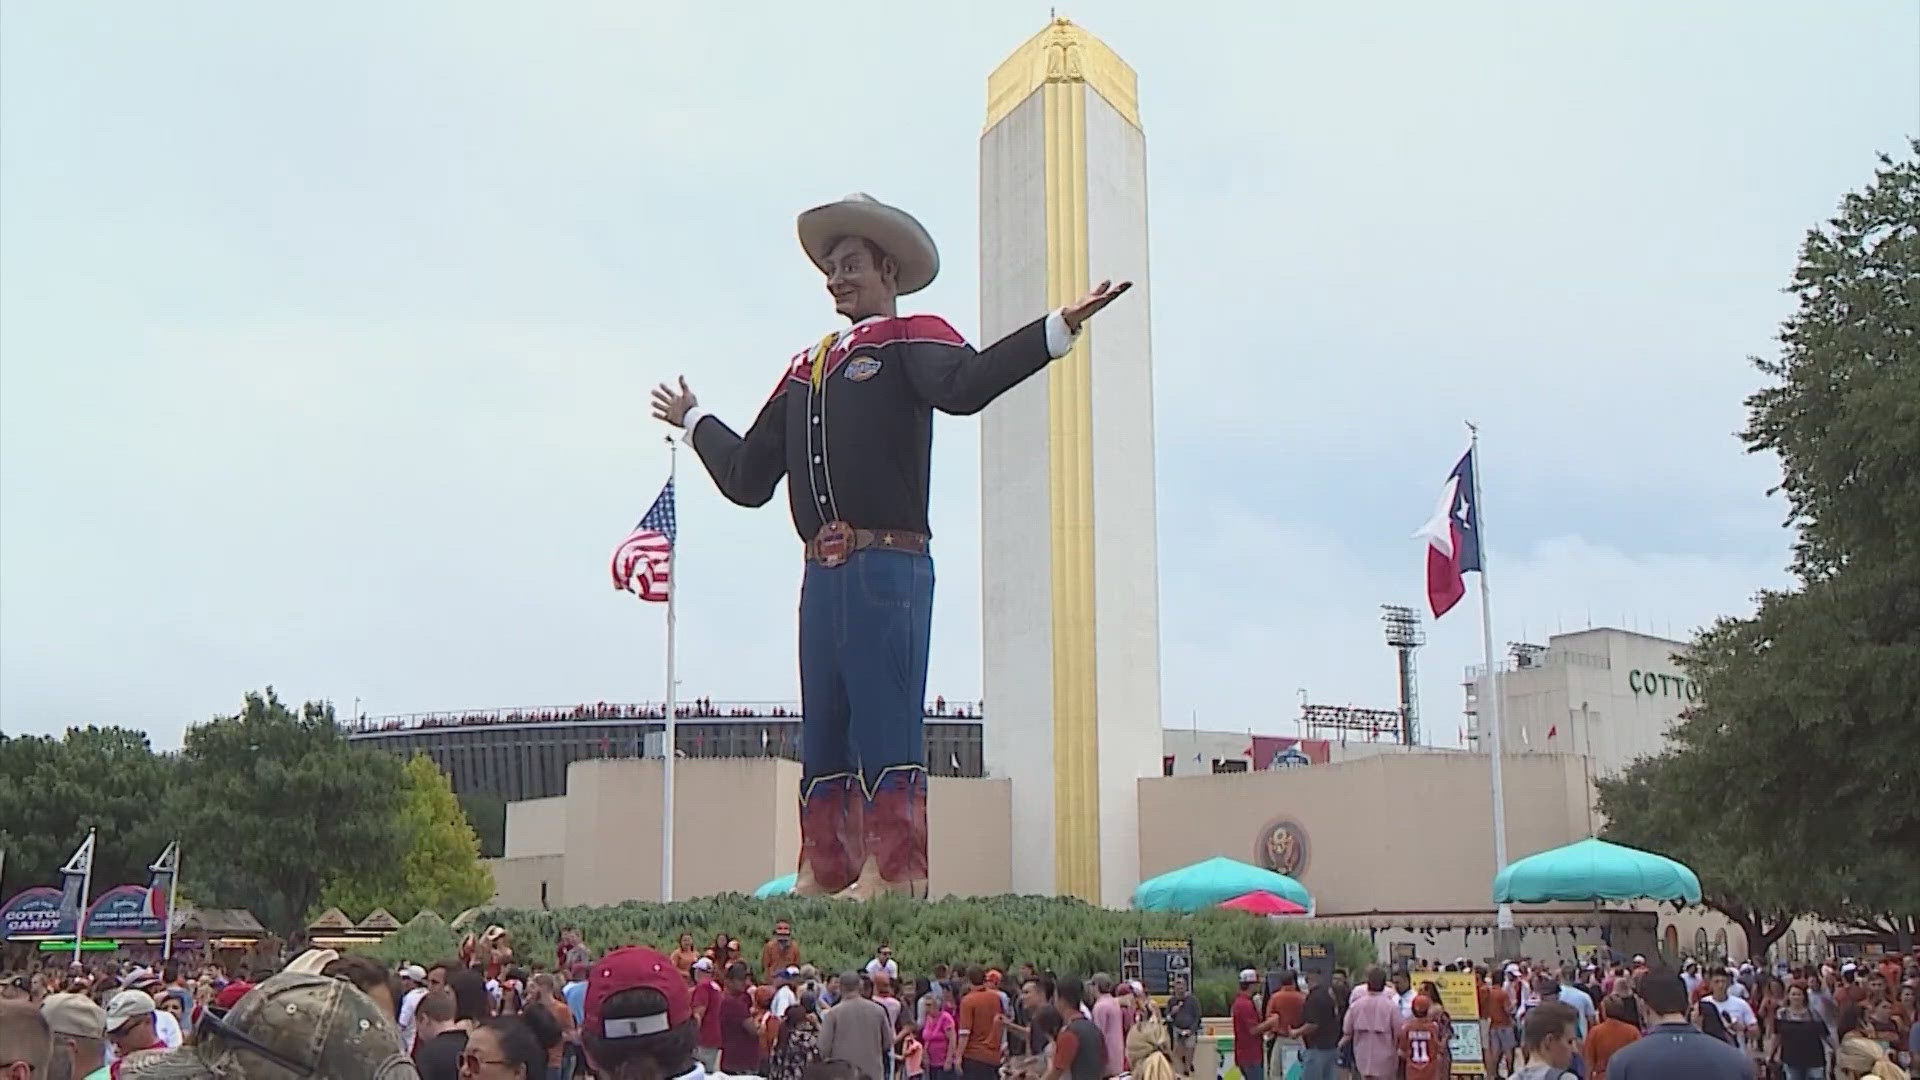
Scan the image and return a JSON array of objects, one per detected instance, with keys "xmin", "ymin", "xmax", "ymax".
[{"xmin": 825, "ymin": 236, "xmax": 897, "ymax": 320}]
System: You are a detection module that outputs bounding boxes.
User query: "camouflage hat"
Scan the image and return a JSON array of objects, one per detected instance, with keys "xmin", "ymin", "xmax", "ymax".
[{"xmin": 120, "ymin": 971, "xmax": 418, "ymax": 1079}]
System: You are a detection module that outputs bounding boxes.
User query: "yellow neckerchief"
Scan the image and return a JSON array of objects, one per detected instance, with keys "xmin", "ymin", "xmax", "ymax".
[
  {"xmin": 807, "ymin": 332, "xmax": 838, "ymax": 388},
  {"xmin": 808, "ymin": 316, "xmax": 890, "ymax": 387}
]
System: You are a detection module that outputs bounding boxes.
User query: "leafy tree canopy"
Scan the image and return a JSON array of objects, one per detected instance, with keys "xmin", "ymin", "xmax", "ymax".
[
  {"xmin": 1605, "ymin": 143, "xmax": 1919, "ymax": 950},
  {"xmin": 326, "ymin": 754, "xmax": 494, "ymax": 922},
  {"xmin": 169, "ymin": 689, "xmax": 407, "ymax": 938},
  {"xmin": 0, "ymin": 726, "xmax": 178, "ymax": 895}
]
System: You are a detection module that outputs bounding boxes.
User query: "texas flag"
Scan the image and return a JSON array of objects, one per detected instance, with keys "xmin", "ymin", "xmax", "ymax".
[{"xmin": 1416, "ymin": 447, "xmax": 1483, "ymax": 618}]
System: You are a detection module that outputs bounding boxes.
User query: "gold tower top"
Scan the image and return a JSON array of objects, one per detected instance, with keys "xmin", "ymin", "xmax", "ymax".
[{"xmin": 984, "ymin": 17, "xmax": 1140, "ymax": 132}]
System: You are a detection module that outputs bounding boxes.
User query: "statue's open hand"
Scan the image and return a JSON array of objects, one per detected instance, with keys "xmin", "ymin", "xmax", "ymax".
[
  {"xmin": 1062, "ymin": 280, "xmax": 1133, "ymax": 332},
  {"xmin": 650, "ymin": 377, "xmax": 698, "ymax": 427}
]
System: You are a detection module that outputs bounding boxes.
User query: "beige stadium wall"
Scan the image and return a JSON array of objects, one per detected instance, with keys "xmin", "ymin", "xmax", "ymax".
[
  {"xmin": 930, "ymin": 777, "xmax": 1014, "ymax": 897},
  {"xmin": 1138, "ymin": 752, "xmax": 1596, "ymax": 916},
  {"xmin": 503, "ymin": 796, "xmax": 568, "ymax": 858},
  {"xmin": 489, "ymin": 759, "xmax": 1013, "ymax": 906},
  {"xmin": 487, "ymin": 855, "xmax": 565, "ymax": 909},
  {"xmin": 558, "ymin": 758, "xmax": 798, "ymax": 905}
]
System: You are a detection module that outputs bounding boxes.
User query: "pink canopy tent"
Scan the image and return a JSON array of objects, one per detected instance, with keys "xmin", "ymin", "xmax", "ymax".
[{"xmin": 1218, "ymin": 890, "xmax": 1308, "ymax": 916}]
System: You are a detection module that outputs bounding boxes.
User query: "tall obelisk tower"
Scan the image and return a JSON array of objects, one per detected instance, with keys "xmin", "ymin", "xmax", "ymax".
[{"xmin": 980, "ymin": 18, "xmax": 1162, "ymax": 906}]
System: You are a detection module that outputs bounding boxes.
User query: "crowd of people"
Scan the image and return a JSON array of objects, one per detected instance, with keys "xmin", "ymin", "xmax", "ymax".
[
  {"xmin": 1235, "ymin": 952, "xmax": 1920, "ymax": 1080},
  {"xmin": 446, "ymin": 921, "xmax": 1172, "ymax": 1080},
  {"xmin": 3, "ymin": 929, "xmax": 1916, "ymax": 1080},
  {"xmin": 345, "ymin": 697, "xmax": 979, "ymax": 734}
]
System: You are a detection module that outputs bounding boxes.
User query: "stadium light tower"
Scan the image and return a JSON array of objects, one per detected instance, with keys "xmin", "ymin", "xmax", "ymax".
[{"xmin": 1382, "ymin": 605, "xmax": 1426, "ymax": 746}]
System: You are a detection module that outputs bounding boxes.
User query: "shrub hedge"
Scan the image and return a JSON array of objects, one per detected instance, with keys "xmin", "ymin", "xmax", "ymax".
[{"xmin": 360, "ymin": 894, "xmax": 1372, "ymax": 1014}]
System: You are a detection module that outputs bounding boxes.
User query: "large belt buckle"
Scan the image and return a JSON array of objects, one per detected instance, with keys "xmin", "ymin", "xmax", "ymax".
[{"xmin": 815, "ymin": 521, "xmax": 855, "ymax": 568}]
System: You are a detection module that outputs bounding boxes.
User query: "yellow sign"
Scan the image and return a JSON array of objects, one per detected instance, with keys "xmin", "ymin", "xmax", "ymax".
[
  {"xmin": 1428, "ymin": 972, "xmax": 1480, "ymax": 1021},
  {"xmin": 1421, "ymin": 972, "xmax": 1484, "ymax": 1076}
]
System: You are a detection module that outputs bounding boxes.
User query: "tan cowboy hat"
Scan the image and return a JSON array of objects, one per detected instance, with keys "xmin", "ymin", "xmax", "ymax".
[
  {"xmin": 282, "ymin": 948, "xmax": 338, "ymax": 975},
  {"xmin": 797, "ymin": 193, "xmax": 939, "ymax": 295}
]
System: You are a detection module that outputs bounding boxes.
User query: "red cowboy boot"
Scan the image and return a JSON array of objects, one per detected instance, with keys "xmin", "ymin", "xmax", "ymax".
[
  {"xmin": 795, "ymin": 776, "xmax": 861, "ymax": 895},
  {"xmin": 838, "ymin": 769, "xmax": 928, "ymax": 899}
]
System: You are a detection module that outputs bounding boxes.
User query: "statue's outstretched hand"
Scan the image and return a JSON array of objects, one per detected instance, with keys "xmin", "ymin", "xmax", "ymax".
[
  {"xmin": 1062, "ymin": 280, "xmax": 1133, "ymax": 332},
  {"xmin": 650, "ymin": 377, "xmax": 698, "ymax": 427}
]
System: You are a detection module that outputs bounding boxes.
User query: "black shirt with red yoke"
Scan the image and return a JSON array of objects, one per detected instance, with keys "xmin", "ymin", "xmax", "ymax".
[{"xmin": 686, "ymin": 314, "xmax": 1056, "ymax": 540}]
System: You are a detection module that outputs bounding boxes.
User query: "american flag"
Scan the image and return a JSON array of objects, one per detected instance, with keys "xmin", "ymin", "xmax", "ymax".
[{"xmin": 611, "ymin": 478, "xmax": 676, "ymax": 602}]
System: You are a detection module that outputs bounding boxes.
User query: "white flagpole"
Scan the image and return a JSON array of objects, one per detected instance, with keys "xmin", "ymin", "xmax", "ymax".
[
  {"xmin": 1467, "ymin": 423, "xmax": 1514, "ymax": 931},
  {"xmin": 74, "ymin": 828, "xmax": 96, "ymax": 964},
  {"xmin": 163, "ymin": 842, "xmax": 181, "ymax": 960},
  {"xmin": 661, "ymin": 438, "xmax": 678, "ymax": 903}
]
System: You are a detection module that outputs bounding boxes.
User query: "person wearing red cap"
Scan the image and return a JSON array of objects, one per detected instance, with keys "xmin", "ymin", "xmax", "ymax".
[
  {"xmin": 209, "ymin": 981, "xmax": 253, "ymax": 1018},
  {"xmin": 1397, "ymin": 996, "xmax": 1445, "ymax": 1080},
  {"xmin": 584, "ymin": 945, "xmax": 741, "ymax": 1080}
]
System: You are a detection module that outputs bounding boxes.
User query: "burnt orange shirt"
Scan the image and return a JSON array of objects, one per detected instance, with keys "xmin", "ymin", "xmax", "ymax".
[
  {"xmin": 671, "ymin": 947, "xmax": 701, "ymax": 977},
  {"xmin": 1398, "ymin": 1018, "xmax": 1445, "ymax": 1080},
  {"xmin": 959, "ymin": 987, "xmax": 1004, "ymax": 1065},
  {"xmin": 1266, "ymin": 988, "xmax": 1306, "ymax": 1034},
  {"xmin": 1583, "ymin": 1018, "xmax": 1641, "ymax": 1080},
  {"xmin": 762, "ymin": 940, "xmax": 802, "ymax": 976},
  {"xmin": 1481, "ymin": 984, "xmax": 1511, "ymax": 1028}
]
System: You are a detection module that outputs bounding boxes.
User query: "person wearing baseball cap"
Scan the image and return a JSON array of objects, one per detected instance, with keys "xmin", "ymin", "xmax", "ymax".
[
  {"xmin": 769, "ymin": 968, "xmax": 800, "ymax": 1022},
  {"xmin": 207, "ymin": 982, "xmax": 253, "ymax": 1018},
  {"xmin": 1398, "ymin": 996, "xmax": 1444, "ymax": 1080},
  {"xmin": 105, "ymin": 989, "xmax": 168, "ymax": 1069},
  {"xmin": 41, "ymin": 993, "xmax": 108, "ymax": 1080},
  {"xmin": 1232, "ymin": 970, "xmax": 1265, "ymax": 1080},
  {"xmin": 397, "ymin": 965, "xmax": 431, "ymax": 1054},
  {"xmin": 112, "ymin": 970, "xmax": 416, "ymax": 1079},
  {"xmin": 585, "ymin": 946, "xmax": 738, "ymax": 1080},
  {"xmin": 688, "ymin": 957, "xmax": 722, "ymax": 1071}
]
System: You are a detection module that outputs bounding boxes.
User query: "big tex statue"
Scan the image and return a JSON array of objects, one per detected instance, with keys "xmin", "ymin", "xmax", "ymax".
[{"xmin": 651, "ymin": 194, "xmax": 1129, "ymax": 898}]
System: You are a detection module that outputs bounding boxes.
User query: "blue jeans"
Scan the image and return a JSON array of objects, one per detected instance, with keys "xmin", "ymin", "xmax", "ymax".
[
  {"xmin": 1238, "ymin": 1061, "xmax": 1264, "ymax": 1080},
  {"xmin": 799, "ymin": 549, "xmax": 935, "ymax": 789},
  {"xmin": 1297, "ymin": 1048, "xmax": 1340, "ymax": 1080},
  {"xmin": 1784, "ymin": 1067, "xmax": 1826, "ymax": 1080}
]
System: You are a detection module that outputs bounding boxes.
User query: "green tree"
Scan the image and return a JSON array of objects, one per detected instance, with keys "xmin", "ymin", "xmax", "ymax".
[
  {"xmin": 1603, "ymin": 144, "xmax": 1919, "ymax": 953},
  {"xmin": 458, "ymin": 792, "xmax": 508, "ymax": 859},
  {"xmin": 1745, "ymin": 143, "xmax": 1920, "ymax": 584},
  {"xmin": 327, "ymin": 754, "xmax": 494, "ymax": 921},
  {"xmin": 1596, "ymin": 753, "xmax": 1814, "ymax": 960},
  {"xmin": 169, "ymin": 689, "xmax": 407, "ymax": 938},
  {"xmin": 0, "ymin": 727, "xmax": 177, "ymax": 896}
]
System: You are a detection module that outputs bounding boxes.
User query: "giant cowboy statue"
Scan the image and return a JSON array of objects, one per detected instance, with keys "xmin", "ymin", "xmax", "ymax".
[{"xmin": 649, "ymin": 193, "xmax": 1130, "ymax": 899}]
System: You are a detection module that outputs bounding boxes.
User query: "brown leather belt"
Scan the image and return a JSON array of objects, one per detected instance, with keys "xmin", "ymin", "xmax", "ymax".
[{"xmin": 804, "ymin": 521, "xmax": 930, "ymax": 567}]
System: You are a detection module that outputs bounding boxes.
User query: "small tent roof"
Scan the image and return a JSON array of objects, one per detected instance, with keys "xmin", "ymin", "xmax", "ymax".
[
  {"xmin": 753, "ymin": 873, "xmax": 797, "ymax": 899},
  {"xmin": 1218, "ymin": 891, "xmax": 1308, "ymax": 916},
  {"xmin": 1132, "ymin": 856, "xmax": 1312, "ymax": 912},
  {"xmin": 1492, "ymin": 838, "xmax": 1701, "ymax": 904},
  {"xmin": 307, "ymin": 907, "xmax": 356, "ymax": 931},
  {"xmin": 357, "ymin": 908, "xmax": 402, "ymax": 932}
]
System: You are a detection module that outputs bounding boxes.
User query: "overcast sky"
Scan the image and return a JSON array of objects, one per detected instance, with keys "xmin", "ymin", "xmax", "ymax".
[{"xmin": 2, "ymin": 1, "xmax": 1914, "ymax": 750}]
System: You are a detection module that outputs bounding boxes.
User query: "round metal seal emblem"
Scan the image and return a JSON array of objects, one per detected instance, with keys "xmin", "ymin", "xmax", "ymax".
[{"xmin": 1256, "ymin": 819, "xmax": 1309, "ymax": 878}]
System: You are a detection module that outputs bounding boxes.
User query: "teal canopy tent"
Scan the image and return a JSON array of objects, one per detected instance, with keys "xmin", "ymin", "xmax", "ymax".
[
  {"xmin": 752, "ymin": 873, "xmax": 797, "ymax": 899},
  {"xmin": 1132, "ymin": 856, "xmax": 1313, "ymax": 913},
  {"xmin": 1492, "ymin": 838, "xmax": 1701, "ymax": 904}
]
